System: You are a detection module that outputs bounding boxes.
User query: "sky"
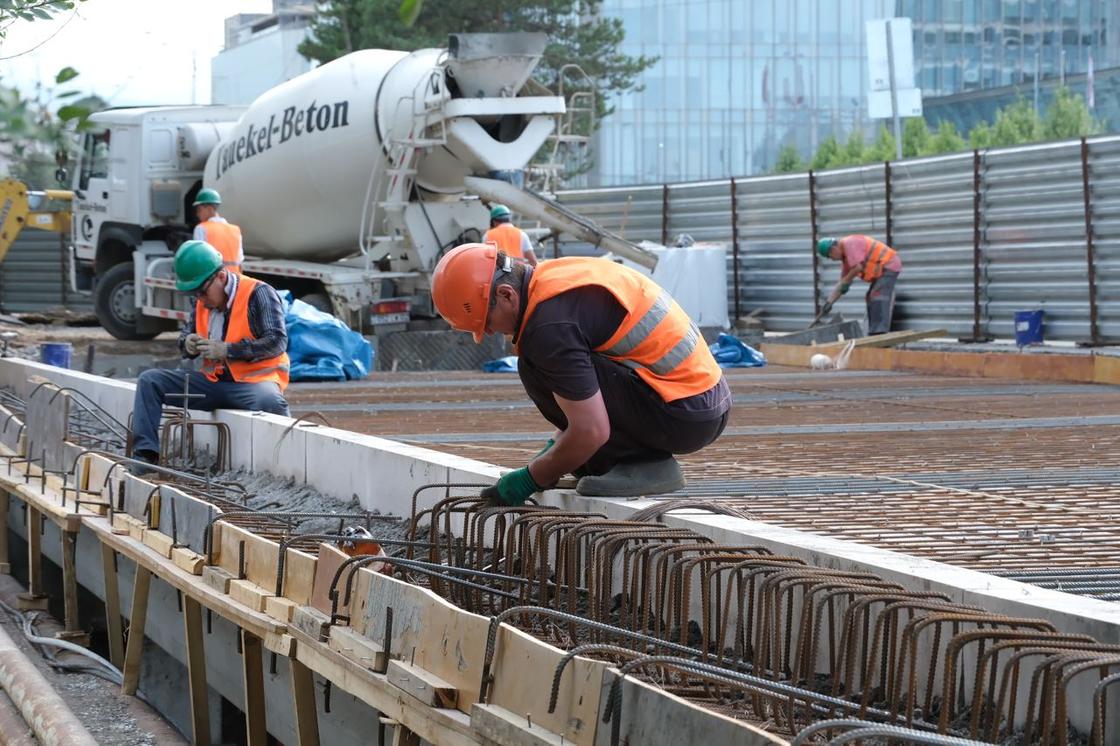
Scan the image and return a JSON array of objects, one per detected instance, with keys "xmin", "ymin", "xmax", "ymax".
[{"xmin": 0, "ymin": 0, "xmax": 274, "ymax": 107}]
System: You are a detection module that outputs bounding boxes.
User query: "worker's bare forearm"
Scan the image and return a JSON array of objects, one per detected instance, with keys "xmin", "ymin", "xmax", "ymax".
[{"xmin": 529, "ymin": 426, "xmax": 607, "ymax": 486}]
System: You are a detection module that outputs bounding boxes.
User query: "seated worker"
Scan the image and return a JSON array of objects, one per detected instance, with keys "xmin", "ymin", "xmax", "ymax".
[
  {"xmin": 817, "ymin": 235, "xmax": 902, "ymax": 335},
  {"xmin": 484, "ymin": 204, "xmax": 539, "ymax": 266},
  {"xmin": 129, "ymin": 240, "xmax": 290, "ymax": 468},
  {"xmin": 430, "ymin": 243, "xmax": 731, "ymax": 503}
]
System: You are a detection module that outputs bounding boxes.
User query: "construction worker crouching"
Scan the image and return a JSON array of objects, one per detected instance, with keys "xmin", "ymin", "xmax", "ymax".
[
  {"xmin": 818, "ymin": 235, "xmax": 902, "ymax": 335},
  {"xmin": 193, "ymin": 188, "xmax": 244, "ymax": 274},
  {"xmin": 431, "ymin": 243, "xmax": 732, "ymax": 504},
  {"xmin": 129, "ymin": 241, "xmax": 290, "ymax": 470},
  {"xmin": 484, "ymin": 204, "xmax": 538, "ymax": 267}
]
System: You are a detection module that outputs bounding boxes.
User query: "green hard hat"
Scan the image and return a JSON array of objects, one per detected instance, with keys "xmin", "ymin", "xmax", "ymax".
[
  {"xmin": 174, "ymin": 240, "xmax": 223, "ymax": 292},
  {"xmin": 816, "ymin": 237, "xmax": 837, "ymax": 258},
  {"xmin": 489, "ymin": 204, "xmax": 511, "ymax": 221},
  {"xmin": 192, "ymin": 188, "xmax": 221, "ymax": 207}
]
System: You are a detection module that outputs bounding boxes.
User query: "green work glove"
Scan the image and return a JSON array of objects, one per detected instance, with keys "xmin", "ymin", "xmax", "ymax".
[
  {"xmin": 480, "ymin": 467, "xmax": 540, "ymax": 506},
  {"xmin": 196, "ymin": 338, "xmax": 229, "ymax": 360}
]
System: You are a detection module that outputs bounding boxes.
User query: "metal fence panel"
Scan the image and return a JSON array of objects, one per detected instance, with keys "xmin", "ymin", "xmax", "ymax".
[
  {"xmin": 0, "ymin": 230, "xmax": 91, "ymax": 314},
  {"xmin": 555, "ymin": 134, "xmax": 1120, "ymax": 344},
  {"xmin": 890, "ymin": 153, "xmax": 977, "ymax": 338}
]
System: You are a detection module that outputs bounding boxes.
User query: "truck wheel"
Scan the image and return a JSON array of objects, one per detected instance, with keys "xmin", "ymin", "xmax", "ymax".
[
  {"xmin": 299, "ymin": 292, "xmax": 333, "ymax": 315},
  {"xmin": 95, "ymin": 262, "xmax": 159, "ymax": 340}
]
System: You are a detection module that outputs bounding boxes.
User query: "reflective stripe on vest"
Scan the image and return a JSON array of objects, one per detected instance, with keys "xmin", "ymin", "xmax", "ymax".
[
  {"xmin": 484, "ymin": 223, "xmax": 525, "ymax": 259},
  {"xmin": 195, "ymin": 275, "xmax": 290, "ymax": 390},
  {"xmin": 859, "ymin": 238, "xmax": 897, "ymax": 283},
  {"xmin": 517, "ymin": 258, "xmax": 722, "ymax": 403},
  {"xmin": 200, "ymin": 220, "xmax": 243, "ymax": 274}
]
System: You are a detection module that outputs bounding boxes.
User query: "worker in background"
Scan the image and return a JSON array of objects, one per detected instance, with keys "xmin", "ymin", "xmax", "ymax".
[
  {"xmin": 431, "ymin": 243, "xmax": 731, "ymax": 504},
  {"xmin": 484, "ymin": 204, "xmax": 538, "ymax": 266},
  {"xmin": 129, "ymin": 241, "xmax": 289, "ymax": 471},
  {"xmin": 192, "ymin": 188, "xmax": 244, "ymax": 274},
  {"xmin": 817, "ymin": 235, "xmax": 902, "ymax": 335}
]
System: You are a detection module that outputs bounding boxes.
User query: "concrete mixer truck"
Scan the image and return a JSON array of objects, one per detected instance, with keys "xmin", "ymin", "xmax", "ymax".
[{"xmin": 67, "ymin": 32, "xmax": 655, "ymax": 340}]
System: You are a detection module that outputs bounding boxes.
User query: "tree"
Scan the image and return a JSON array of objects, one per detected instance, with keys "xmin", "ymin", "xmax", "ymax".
[
  {"xmin": 901, "ymin": 118, "xmax": 930, "ymax": 158},
  {"xmin": 865, "ymin": 125, "xmax": 897, "ymax": 163},
  {"xmin": 968, "ymin": 120, "xmax": 995, "ymax": 149},
  {"xmin": 925, "ymin": 120, "xmax": 966, "ymax": 155},
  {"xmin": 299, "ymin": 0, "xmax": 656, "ymax": 124},
  {"xmin": 810, "ymin": 134, "xmax": 841, "ymax": 171},
  {"xmin": 771, "ymin": 143, "xmax": 805, "ymax": 174},
  {"xmin": 0, "ymin": 1, "xmax": 84, "ymax": 42},
  {"xmin": 1043, "ymin": 86, "xmax": 1097, "ymax": 140},
  {"xmin": 841, "ymin": 129, "xmax": 867, "ymax": 166},
  {"xmin": 990, "ymin": 97, "xmax": 1042, "ymax": 147},
  {"xmin": 0, "ymin": 67, "xmax": 100, "ymax": 188}
]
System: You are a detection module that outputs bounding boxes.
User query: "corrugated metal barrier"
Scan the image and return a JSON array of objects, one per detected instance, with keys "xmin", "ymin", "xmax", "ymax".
[
  {"xmin": 0, "ymin": 230, "xmax": 91, "ymax": 314},
  {"xmin": 556, "ymin": 135, "xmax": 1120, "ymax": 342}
]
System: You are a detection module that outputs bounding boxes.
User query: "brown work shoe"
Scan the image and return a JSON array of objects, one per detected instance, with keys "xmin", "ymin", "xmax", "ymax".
[{"xmin": 575, "ymin": 457, "xmax": 685, "ymax": 497}]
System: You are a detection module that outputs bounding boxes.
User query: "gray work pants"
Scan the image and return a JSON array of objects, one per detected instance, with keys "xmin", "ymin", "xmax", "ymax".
[{"xmin": 867, "ymin": 270, "xmax": 900, "ymax": 335}]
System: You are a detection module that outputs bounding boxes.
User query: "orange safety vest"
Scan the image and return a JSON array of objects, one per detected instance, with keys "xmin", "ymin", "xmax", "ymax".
[
  {"xmin": 854, "ymin": 235, "xmax": 898, "ymax": 283},
  {"xmin": 517, "ymin": 258, "xmax": 723, "ymax": 403},
  {"xmin": 199, "ymin": 220, "xmax": 243, "ymax": 274},
  {"xmin": 195, "ymin": 275, "xmax": 290, "ymax": 390},
  {"xmin": 484, "ymin": 222, "xmax": 525, "ymax": 259}
]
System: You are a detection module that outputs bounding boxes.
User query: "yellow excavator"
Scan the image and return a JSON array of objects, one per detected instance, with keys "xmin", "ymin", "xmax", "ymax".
[{"xmin": 0, "ymin": 178, "xmax": 72, "ymax": 264}]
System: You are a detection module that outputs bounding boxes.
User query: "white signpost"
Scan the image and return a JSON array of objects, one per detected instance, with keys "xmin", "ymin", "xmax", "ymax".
[{"xmin": 867, "ymin": 17, "xmax": 921, "ymax": 160}]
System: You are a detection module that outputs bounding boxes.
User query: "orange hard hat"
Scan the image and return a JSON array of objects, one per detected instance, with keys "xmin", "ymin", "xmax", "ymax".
[{"xmin": 431, "ymin": 243, "xmax": 502, "ymax": 343}]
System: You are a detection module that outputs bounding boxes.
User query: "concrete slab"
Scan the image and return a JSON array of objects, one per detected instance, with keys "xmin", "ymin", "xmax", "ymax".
[
  {"xmin": 0, "ymin": 405, "xmax": 23, "ymax": 455},
  {"xmin": 157, "ymin": 484, "xmax": 219, "ymax": 554}
]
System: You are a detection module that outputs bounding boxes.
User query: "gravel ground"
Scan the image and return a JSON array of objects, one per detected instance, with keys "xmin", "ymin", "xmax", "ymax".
[{"xmin": 0, "ymin": 576, "xmax": 184, "ymax": 745}]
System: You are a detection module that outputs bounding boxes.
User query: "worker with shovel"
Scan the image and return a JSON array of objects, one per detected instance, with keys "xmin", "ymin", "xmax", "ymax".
[
  {"xmin": 430, "ymin": 243, "xmax": 731, "ymax": 504},
  {"xmin": 817, "ymin": 235, "xmax": 902, "ymax": 335}
]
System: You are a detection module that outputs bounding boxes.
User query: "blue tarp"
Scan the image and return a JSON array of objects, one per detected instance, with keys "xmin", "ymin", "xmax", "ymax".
[
  {"xmin": 482, "ymin": 355, "xmax": 519, "ymax": 373},
  {"xmin": 709, "ymin": 333, "xmax": 766, "ymax": 368},
  {"xmin": 279, "ymin": 291, "xmax": 374, "ymax": 381}
]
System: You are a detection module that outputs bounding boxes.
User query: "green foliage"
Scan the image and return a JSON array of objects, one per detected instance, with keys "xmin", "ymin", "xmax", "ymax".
[
  {"xmin": 0, "ymin": 1, "xmax": 84, "ymax": 39},
  {"xmin": 299, "ymin": 0, "xmax": 656, "ymax": 123},
  {"xmin": 927, "ymin": 120, "xmax": 966, "ymax": 154},
  {"xmin": 771, "ymin": 143, "xmax": 805, "ymax": 174},
  {"xmin": 0, "ymin": 67, "xmax": 102, "ymax": 188},
  {"xmin": 842, "ymin": 129, "xmax": 867, "ymax": 164},
  {"xmin": 865, "ymin": 125, "xmax": 897, "ymax": 163},
  {"xmin": 1043, "ymin": 87, "xmax": 1098, "ymax": 140},
  {"xmin": 810, "ymin": 135, "xmax": 841, "ymax": 171},
  {"xmin": 901, "ymin": 118, "xmax": 930, "ymax": 158},
  {"xmin": 990, "ymin": 97, "xmax": 1043, "ymax": 147},
  {"xmin": 968, "ymin": 120, "xmax": 994, "ymax": 149}
]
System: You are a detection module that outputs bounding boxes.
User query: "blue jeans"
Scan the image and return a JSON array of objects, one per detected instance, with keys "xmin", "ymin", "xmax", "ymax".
[{"xmin": 131, "ymin": 368, "xmax": 289, "ymax": 456}]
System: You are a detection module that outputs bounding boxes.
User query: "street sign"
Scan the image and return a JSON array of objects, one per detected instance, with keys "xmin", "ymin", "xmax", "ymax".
[
  {"xmin": 868, "ymin": 88, "xmax": 922, "ymax": 119},
  {"xmin": 866, "ymin": 17, "xmax": 922, "ymax": 159}
]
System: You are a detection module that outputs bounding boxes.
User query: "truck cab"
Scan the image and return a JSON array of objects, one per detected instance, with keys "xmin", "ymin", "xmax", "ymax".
[{"xmin": 71, "ymin": 106, "xmax": 244, "ymax": 339}]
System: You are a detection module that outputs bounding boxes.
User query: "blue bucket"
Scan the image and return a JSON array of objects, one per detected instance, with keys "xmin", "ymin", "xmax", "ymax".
[
  {"xmin": 40, "ymin": 342, "xmax": 72, "ymax": 369},
  {"xmin": 1014, "ymin": 310, "xmax": 1044, "ymax": 347}
]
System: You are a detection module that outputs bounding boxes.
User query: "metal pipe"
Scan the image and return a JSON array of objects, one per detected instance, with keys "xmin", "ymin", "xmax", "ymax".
[
  {"xmin": 729, "ymin": 177, "xmax": 742, "ymax": 323},
  {"xmin": 808, "ymin": 170, "xmax": 821, "ymax": 317},
  {"xmin": 0, "ymin": 622, "xmax": 97, "ymax": 746}
]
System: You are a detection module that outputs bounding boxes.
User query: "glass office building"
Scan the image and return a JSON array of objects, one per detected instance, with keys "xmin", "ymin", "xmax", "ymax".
[{"xmin": 589, "ymin": 0, "xmax": 1119, "ymax": 186}]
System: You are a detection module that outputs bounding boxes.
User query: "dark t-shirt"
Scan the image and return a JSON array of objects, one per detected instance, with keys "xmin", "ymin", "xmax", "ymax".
[{"xmin": 516, "ymin": 284, "xmax": 731, "ymax": 421}]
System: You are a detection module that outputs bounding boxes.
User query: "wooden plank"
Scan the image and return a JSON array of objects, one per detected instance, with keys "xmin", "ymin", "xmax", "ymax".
[
  {"xmin": 241, "ymin": 630, "xmax": 267, "ymax": 746},
  {"xmin": 229, "ymin": 579, "xmax": 271, "ymax": 613},
  {"xmin": 308, "ymin": 543, "xmax": 351, "ymax": 615},
  {"xmin": 471, "ymin": 704, "xmax": 567, "ymax": 746},
  {"xmin": 25, "ymin": 506, "xmax": 43, "ymax": 598},
  {"xmin": 202, "ymin": 565, "xmax": 233, "ymax": 594},
  {"xmin": 141, "ymin": 528, "xmax": 174, "ymax": 559},
  {"xmin": 171, "ymin": 547, "xmax": 206, "ymax": 576},
  {"xmin": 216, "ymin": 522, "xmax": 280, "ymax": 591},
  {"xmin": 282, "ymin": 547, "xmax": 317, "ymax": 606},
  {"xmin": 122, "ymin": 566, "xmax": 152, "ymax": 696},
  {"xmin": 0, "ymin": 490, "xmax": 9, "ymax": 573},
  {"xmin": 60, "ymin": 530, "xmax": 80, "ymax": 633},
  {"xmin": 387, "ymin": 659, "xmax": 458, "ymax": 709},
  {"xmin": 328, "ymin": 626, "xmax": 386, "ymax": 672},
  {"xmin": 183, "ymin": 596, "xmax": 211, "ymax": 746},
  {"xmin": 289, "ymin": 657, "xmax": 321, "ymax": 746},
  {"xmin": 291, "ymin": 627, "xmax": 477, "ymax": 746},
  {"xmin": 265, "ymin": 596, "xmax": 298, "ymax": 623},
  {"xmin": 391, "ymin": 725, "xmax": 422, "ymax": 746},
  {"xmin": 292, "ymin": 606, "xmax": 331, "ymax": 641},
  {"xmin": 100, "ymin": 543, "xmax": 125, "ymax": 669}
]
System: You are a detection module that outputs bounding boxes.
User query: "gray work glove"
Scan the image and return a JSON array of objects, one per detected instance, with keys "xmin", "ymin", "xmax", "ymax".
[
  {"xmin": 196, "ymin": 338, "xmax": 230, "ymax": 361},
  {"xmin": 183, "ymin": 333, "xmax": 203, "ymax": 356}
]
